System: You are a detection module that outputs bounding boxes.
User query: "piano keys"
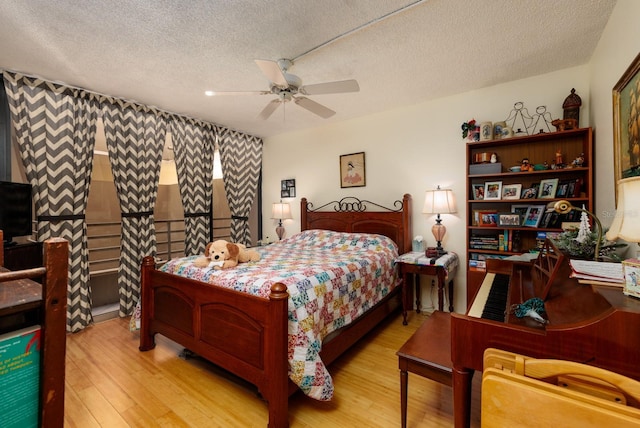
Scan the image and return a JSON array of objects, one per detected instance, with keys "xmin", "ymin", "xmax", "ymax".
[
  {"xmin": 452, "ymin": 241, "xmax": 640, "ymax": 428},
  {"xmin": 466, "ymin": 272, "xmax": 510, "ymax": 322}
]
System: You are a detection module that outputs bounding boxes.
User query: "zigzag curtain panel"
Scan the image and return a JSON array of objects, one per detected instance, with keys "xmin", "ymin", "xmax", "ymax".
[
  {"xmin": 3, "ymin": 72, "xmax": 98, "ymax": 332},
  {"xmin": 170, "ymin": 117, "xmax": 215, "ymax": 256},
  {"xmin": 102, "ymin": 101, "xmax": 166, "ymax": 317},
  {"xmin": 218, "ymin": 127, "xmax": 263, "ymax": 246}
]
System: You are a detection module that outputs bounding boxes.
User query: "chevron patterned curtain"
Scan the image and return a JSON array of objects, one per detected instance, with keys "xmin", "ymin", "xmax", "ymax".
[
  {"xmin": 170, "ymin": 117, "xmax": 215, "ymax": 255},
  {"xmin": 102, "ymin": 101, "xmax": 166, "ymax": 317},
  {"xmin": 218, "ymin": 127, "xmax": 263, "ymax": 246},
  {"xmin": 3, "ymin": 72, "xmax": 98, "ymax": 332}
]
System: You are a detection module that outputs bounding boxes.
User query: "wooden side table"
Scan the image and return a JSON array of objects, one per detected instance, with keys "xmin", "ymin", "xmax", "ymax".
[{"xmin": 397, "ymin": 252, "xmax": 458, "ymax": 325}]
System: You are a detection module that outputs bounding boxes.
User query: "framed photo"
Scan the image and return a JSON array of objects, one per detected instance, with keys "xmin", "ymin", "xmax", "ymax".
[
  {"xmin": 478, "ymin": 211, "xmax": 498, "ymax": 227},
  {"xmin": 484, "ymin": 181, "xmax": 502, "ymax": 200},
  {"xmin": 502, "ymin": 183, "xmax": 522, "ymax": 200},
  {"xmin": 281, "ymin": 179, "xmax": 296, "ymax": 198},
  {"xmin": 555, "ymin": 180, "xmax": 570, "ymax": 198},
  {"xmin": 510, "ymin": 204, "xmax": 529, "ymax": 225},
  {"xmin": 498, "ymin": 212, "xmax": 521, "ymax": 227},
  {"xmin": 340, "ymin": 152, "xmax": 366, "ymax": 188},
  {"xmin": 538, "ymin": 178, "xmax": 559, "ymax": 199},
  {"xmin": 472, "ymin": 183, "xmax": 485, "ymax": 200},
  {"xmin": 613, "ymin": 52, "xmax": 640, "ymax": 203},
  {"xmin": 520, "ymin": 183, "xmax": 539, "ymax": 199},
  {"xmin": 523, "ymin": 205, "xmax": 545, "ymax": 227}
]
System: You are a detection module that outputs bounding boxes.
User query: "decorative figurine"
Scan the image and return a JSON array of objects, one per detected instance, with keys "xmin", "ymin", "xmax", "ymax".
[
  {"xmin": 555, "ymin": 149, "xmax": 563, "ymax": 166},
  {"xmin": 521, "ymin": 158, "xmax": 531, "ymax": 172}
]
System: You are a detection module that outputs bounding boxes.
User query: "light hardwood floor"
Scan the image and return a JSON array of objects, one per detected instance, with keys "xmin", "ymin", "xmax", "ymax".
[{"xmin": 64, "ymin": 311, "xmax": 481, "ymax": 427}]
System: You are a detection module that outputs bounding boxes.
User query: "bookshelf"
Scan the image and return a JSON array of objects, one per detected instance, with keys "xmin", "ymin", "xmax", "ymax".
[{"xmin": 465, "ymin": 128, "xmax": 594, "ymax": 304}]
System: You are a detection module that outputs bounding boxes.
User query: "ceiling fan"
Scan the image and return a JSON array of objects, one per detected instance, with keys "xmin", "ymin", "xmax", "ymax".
[{"xmin": 210, "ymin": 59, "xmax": 359, "ymax": 120}]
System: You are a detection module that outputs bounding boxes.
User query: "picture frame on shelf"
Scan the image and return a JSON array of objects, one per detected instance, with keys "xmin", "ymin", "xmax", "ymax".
[
  {"xmin": 510, "ymin": 204, "xmax": 529, "ymax": 224},
  {"xmin": 521, "ymin": 184, "xmax": 539, "ymax": 199},
  {"xmin": 478, "ymin": 211, "xmax": 498, "ymax": 227},
  {"xmin": 538, "ymin": 178, "xmax": 559, "ymax": 199},
  {"xmin": 523, "ymin": 205, "xmax": 546, "ymax": 227},
  {"xmin": 472, "ymin": 183, "xmax": 485, "ymax": 200},
  {"xmin": 613, "ymin": 52, "xmax": 640, "ymax": 203},
  {"xmin": 484, "ymin": 181, "xmax": 502, "ymax": 200},
  {"xmin": 555, "ymin": 180, "xmax": 570, "ymax": 198},
  {"xmin": 498, "ymin": 212, "xmax": 521, "ymax": 227},
  {"xmin": 502, "ymin": 183, "xmax": 522, "ymax": 200}
]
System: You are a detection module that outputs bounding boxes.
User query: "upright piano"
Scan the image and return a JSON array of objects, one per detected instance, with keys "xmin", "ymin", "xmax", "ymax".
[{"xmin": 452, "ymin": 240, "xmax": 640, "ymax": 427}]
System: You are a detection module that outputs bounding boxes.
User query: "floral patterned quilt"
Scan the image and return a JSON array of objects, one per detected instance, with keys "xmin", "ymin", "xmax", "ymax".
[{"xmin": 159, "ymin": 229, "xmax": 400, "ymax": 400}]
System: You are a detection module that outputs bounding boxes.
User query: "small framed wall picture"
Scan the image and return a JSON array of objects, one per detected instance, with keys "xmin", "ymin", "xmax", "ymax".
[
  {"xmin": 502, "ymin": 183, "xmax": 522, "ymax": 200},
  {"xmin": 523, "ymin": 205, "xmax": 546, "ymax": 227},
  {"xmin": 472, "ymin": 183, "xmax": 485, "ymax": 200},
  {"xmin": 538, "ymin": 178, "xmax": 559, "ymax": 199},
  {"xmin": 484, "ymin": 181, "xmax": 503, "ymax": 200},
  {"xmin": 340, "ymin": 152, "xmax": 366, "ymax": 188},
  {"xmin": 281, "ymin": 179, "xmax": 296, "ymax": 198}
]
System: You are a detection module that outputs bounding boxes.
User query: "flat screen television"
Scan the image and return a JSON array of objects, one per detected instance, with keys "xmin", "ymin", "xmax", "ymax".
[{"xmin": 0, "ymin": 181, "xmax": 33, "ymax": 245}]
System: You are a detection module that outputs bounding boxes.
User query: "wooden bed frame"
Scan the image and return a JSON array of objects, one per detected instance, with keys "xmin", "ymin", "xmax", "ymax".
[{"xmin": 139, "ymin": 194, "xmax": 412, "ymax": 427}]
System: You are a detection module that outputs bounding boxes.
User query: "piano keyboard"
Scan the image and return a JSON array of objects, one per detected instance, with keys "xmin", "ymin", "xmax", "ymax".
[{"xmin": 467, "ymin": 272, "xmax": 510, "ymax": 321}]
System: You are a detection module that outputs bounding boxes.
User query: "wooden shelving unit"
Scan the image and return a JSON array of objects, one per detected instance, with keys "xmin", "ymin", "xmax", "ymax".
[{"xmin": 465, "ymin": 128, "xmax": 594, "ymax": 304}]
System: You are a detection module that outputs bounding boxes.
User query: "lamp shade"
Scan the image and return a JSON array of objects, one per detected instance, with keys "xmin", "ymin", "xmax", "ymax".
[
  {"xmin": 271, "ymin": 202, "xmax": 292, "ymax": 220},
  {"xmin": 423, "ymin": 187, "xmax": 457, "ymax": 214},
  {"xmin": 606, "ymin": 176, "xmax": 640, "ymax": 242}
]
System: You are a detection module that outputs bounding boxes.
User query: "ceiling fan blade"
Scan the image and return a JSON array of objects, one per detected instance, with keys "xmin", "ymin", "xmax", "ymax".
[
  {"xmin": 208, "ymin": 90, "xmax": 270, "ymax": 96},
  {"xmin": 300, "ymin": 79, "xmax": 360, "ymax": 95},
  {"xmin": 255, "ymin": 59, "xmax": 288, "ymax": 87},
  {"xmin": 258, "ymin": 99, "xmax": 282, "ymax": 120},
  {"xmin": 294, "ymin": 97, "xmax": 336, "ymax": 118}
]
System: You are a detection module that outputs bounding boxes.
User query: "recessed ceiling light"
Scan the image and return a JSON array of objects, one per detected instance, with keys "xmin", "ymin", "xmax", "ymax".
[{"xmin": 204, "ymin": 90, "xmax": 215, "ymax": 96}]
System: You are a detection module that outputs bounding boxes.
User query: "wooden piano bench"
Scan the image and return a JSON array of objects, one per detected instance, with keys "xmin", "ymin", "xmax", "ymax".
[{"xmin": 397, "ymin": 310, "xmax": 452, "ymax": 428}]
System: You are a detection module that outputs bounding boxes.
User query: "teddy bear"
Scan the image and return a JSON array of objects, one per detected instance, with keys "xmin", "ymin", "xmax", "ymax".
[{"xmin": 193, "ymin": 239, "xmax": 260, "ymax": 270}]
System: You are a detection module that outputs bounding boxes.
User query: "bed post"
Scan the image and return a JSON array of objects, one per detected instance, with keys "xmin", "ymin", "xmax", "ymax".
[
  {"xmin": 300, "ymin": 198, "xmax": 308, "ymax": 231},
  {"xmin": 265, "ymin": 282, "xmax": 290, "ymax": 428},
  {"xmin": 402, "ymin": 193, "xmax": 412, "ymax": 254},
  {"xmin": 139, "ymin": 256, "xmax": 156, "ymax": 351}
]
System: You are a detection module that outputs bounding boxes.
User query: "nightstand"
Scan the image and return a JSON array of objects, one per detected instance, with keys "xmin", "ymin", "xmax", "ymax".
[{"xmin": 396, "ymin": 251, "xmax": 459, "ymax": 325}]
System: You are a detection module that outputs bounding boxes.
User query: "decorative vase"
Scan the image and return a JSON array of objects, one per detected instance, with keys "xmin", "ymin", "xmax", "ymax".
[
  {"xmin": 480, "ymin": 122, "xmax": 493, "ymax": 141},
  {"xmin": 468, "ymin": 126, "xmax": 480, "ymax": 141}
]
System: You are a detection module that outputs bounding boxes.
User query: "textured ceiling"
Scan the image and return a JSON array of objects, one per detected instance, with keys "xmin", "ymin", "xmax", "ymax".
[{"xmin": 0, "ymin": 0, "xmax": 617, "ymax": 139}]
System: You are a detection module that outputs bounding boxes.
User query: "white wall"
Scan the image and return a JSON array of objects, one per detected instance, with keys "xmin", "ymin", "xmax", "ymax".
[
  {"xmin": 589, "ymin": 0, "xmax": 640, "ymax": 232},
  {"xmin": 263, "ymin": 66, "xmax": 589, "ymax": 313}
]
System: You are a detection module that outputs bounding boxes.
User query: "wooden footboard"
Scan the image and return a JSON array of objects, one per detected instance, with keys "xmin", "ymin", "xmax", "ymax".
[{"xmin": 139, "ymin": 256, "xmax": 290, "ymax": 427}]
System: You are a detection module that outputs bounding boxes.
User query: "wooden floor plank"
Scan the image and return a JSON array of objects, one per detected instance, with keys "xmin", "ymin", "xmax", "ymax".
[{"xmin": 65, "ymin": 311, "xmax": 481, "ymax": 427}]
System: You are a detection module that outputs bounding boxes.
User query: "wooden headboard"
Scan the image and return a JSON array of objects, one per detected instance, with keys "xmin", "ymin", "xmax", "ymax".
[{"xmin": 300, "ymin": 194, "xmax": 412, "ymax": 254}]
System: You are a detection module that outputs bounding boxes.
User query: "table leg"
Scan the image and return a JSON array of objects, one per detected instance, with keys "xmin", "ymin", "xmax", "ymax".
[
  {"xmin": 437, "ymin": 269, "xmax": 445, "ymax": 312},
  {"xmin": 453, "ymin": 367, "xmax": 474, "ymax": 428},
  {"xmin": 414, "ymin": 273, "xmax": 421, "ymax": 313},
  {"xmin": 401, "ymin": 271, "xmax": 409, "ymax": 325},
  {"xmin": 448, "ymin": 278, "xmax": 454, "ymax": 312},
  {"xmin": 400, "ymin": 368, "xmax": 408, "ymax": 428}
]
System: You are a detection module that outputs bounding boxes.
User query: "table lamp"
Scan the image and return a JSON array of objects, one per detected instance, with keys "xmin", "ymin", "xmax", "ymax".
[
  {"xmin": 606, "ymin": 176, "xmax": 640, "ymax": 250},
  {"xmin": 271, "ymin": 201, "xmax": 292, "ymax": 240},
  {"xmin": 423, "ymin": 186, "xmax": 457, "ymax": 256}
]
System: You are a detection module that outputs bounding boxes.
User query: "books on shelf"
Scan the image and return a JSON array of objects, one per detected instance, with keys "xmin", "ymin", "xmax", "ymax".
[{"xmin": 0, "ymin": 325, "xmax": 41, "ymax": 428}]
